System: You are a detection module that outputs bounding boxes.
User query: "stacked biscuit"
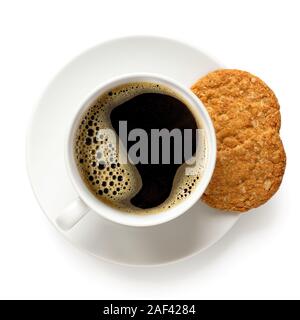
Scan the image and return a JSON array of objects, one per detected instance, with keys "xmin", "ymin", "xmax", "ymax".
[{"xmin": 192, "ymin": 70, "xmax": 286, "ymax": 212}]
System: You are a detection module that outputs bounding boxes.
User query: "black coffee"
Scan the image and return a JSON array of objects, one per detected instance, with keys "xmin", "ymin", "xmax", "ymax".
[
  {"xmin": 73, "ymin": 82, "xmax": 206, "ymax": 214},
  {"xmin": 110, "ymin": 93, "xmax": 197, "ymax": 209}
]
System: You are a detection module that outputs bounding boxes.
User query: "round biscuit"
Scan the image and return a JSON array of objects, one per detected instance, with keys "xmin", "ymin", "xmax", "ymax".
[{"xmin": 191, "ymin": 69, "xmax": 286, "ymax": 212}]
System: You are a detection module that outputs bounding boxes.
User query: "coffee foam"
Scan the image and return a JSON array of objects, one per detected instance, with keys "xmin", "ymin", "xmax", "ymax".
[{"xmin": 73, "ymin": 82, "xmax": 207, "ymax": 214}]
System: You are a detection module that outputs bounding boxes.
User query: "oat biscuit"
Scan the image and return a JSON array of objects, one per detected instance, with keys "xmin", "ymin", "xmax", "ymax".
[{"xmin": 191, "ymin": 69, "xmax": 286, "ymax": 212}]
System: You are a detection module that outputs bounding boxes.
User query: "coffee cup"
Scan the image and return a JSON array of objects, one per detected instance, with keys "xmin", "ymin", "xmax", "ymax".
[{"xmin": 56, "ymin": 73, "xmax": 216, "ymax": 230}]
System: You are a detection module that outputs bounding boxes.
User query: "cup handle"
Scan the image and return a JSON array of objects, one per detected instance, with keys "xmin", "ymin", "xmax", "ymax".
[{"xmin": 56, "ymin": 198, "xmax": 89, "ymax": 231}]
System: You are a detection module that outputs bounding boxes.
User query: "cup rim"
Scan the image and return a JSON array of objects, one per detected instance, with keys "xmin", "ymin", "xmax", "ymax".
[{"xmin": 65, "ymin": 73, "xmax": 216, "ymax": 227}]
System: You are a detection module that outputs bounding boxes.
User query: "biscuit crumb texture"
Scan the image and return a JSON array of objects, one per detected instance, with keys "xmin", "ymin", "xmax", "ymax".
[{"xmin": 191, "ymin": 69, "xmax": 286, "ymax": 212}]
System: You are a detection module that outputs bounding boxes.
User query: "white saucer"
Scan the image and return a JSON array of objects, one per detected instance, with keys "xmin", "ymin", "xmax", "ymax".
[{"xmin": 27, "ymin": 36, "xmax": 239, "ymax": 266}]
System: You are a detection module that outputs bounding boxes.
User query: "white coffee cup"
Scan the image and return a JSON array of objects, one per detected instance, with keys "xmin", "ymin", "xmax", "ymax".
[{"xmin": 56, "ymin": 73, "xmax": 216, "ymax": 230}]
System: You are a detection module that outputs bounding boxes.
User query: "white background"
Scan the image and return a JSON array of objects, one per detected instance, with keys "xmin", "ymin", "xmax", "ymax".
[{"xmin": 0, "ymin": 0, "xmax": 299, "ymax": 300}]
